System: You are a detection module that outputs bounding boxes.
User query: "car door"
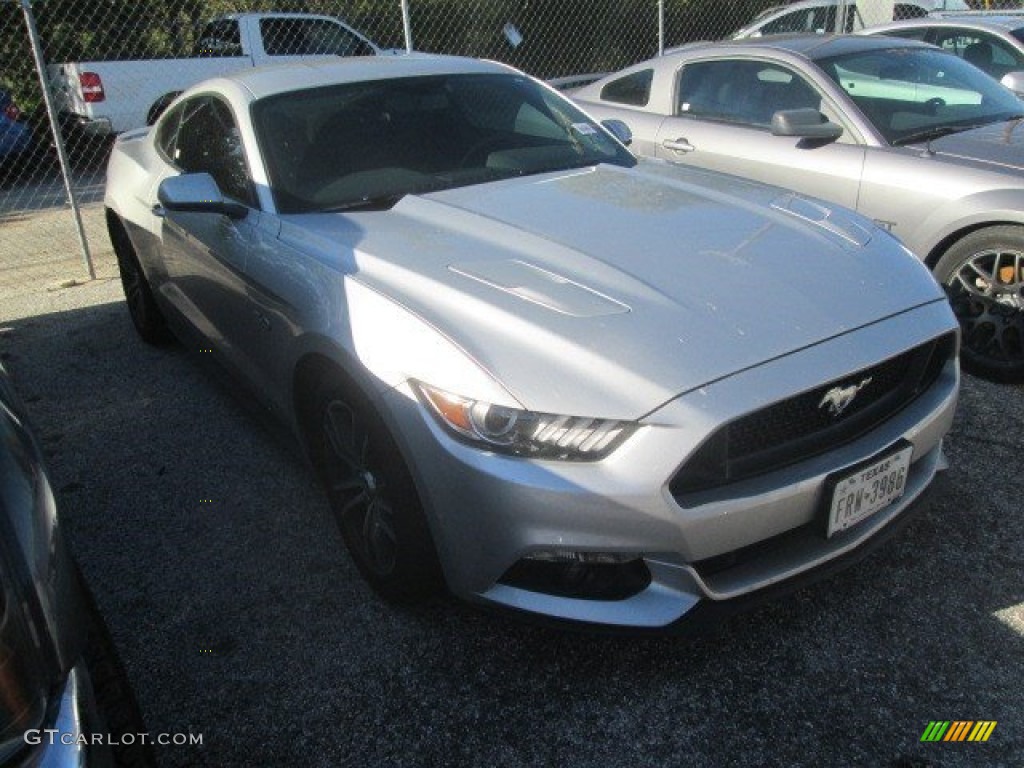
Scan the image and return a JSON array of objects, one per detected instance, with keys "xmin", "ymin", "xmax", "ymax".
[
  {"xmin": 156, "ymin": 94, "xmax": 270, "ymax": 385},
  {"xmin": 653, "ymin": 58, "xmax": 866, "ymax": 211}
]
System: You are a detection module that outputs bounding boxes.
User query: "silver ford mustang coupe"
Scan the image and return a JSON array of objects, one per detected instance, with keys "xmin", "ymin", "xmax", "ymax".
[{"xmin": 104, "ymin": 55, "xmax": 959, "ymax": 629}]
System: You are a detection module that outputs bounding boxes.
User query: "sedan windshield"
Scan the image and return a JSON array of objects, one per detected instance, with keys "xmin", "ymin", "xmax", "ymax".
[
  {"xmin": 816, "ymin": 47, "xmax": 1024, "ymax": 145},
  {"xmin": 253, "ymin": 73, "xmax": 635, "ymax": 214}
]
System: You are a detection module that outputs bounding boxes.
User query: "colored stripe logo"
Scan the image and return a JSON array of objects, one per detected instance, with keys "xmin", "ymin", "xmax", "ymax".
[{"xmin": 920, "ymin": 721, "xmax": 997, "ymax": 742}]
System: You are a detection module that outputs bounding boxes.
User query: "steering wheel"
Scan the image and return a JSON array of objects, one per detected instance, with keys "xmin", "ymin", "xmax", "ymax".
[{"xmin": 924, "ymin": 97, "xmax": 946, "ymax": 116}]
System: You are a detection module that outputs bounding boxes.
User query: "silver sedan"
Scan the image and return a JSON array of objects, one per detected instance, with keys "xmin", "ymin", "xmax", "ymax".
[
  {"xmin": 573, "ymin": 34, "xmax": 1024, "ymax": 382},
  {"xmin": 104, "ymin": 54, "xmax": 958, "ymax": 629}
]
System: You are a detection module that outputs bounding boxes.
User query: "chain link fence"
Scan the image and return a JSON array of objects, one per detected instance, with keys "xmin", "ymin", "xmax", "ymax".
[{"xmin": 1, "ymin": 0, "xmax": 1021, "ymax": 287}]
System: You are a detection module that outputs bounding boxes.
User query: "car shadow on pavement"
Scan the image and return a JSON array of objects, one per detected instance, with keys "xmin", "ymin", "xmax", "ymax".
[{"xmin": 1, "ymin": 298, "xmax": 1020, "ymax": 768}]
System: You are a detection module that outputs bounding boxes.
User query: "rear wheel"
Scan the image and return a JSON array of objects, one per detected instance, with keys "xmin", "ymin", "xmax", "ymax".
[
  {"xmin": 107, "ymin": 212, "xmax": 171, "ymax": 345},
  {"xmin": 307, "ymin": 379, "xmax": 443, "ymax": 602},
  {"xmin": 934, "ymin": 226, "xmax": 1024, "ymax": 383}
]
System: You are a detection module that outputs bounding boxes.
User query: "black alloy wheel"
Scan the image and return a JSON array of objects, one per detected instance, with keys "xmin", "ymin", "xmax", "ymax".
[{"xmin": 310, "ymin": 383, "xmax": 443, "ymax": 602}]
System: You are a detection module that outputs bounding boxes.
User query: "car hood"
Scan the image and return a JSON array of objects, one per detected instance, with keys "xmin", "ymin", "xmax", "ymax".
[
  {"xmin": 282, "ymin": 162, "xmax": 944, "ymax": 418},
  {"xmin": 927, "ymin": 118, "xmax": 1024, "ymax": 172}
]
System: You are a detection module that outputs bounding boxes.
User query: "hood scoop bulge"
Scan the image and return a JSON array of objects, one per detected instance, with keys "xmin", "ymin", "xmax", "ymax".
[{"xmin": 449, "ymin": 259, "xmax": 631, "ymax": 318}]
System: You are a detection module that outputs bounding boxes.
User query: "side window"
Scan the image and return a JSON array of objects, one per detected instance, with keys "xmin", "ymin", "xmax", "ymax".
[
  {"xmin": 761, "ymin": 7, "xmax": 843, "ymax": 35},
  {"xmin": 303, "ymin": 19, "xmax": 374, "ymax": 56},
  {"xmin": 934, "ymin": 30, "xmax": 1024, "ymax": 79},
  {"xmin": 173, "ymin": 96, "xmax": 255, "ymax": 208},
  {"xmin": 893, "ymin": 4, "xmax": 929, "ymax": 20},
  {"xmin": 261, "ymin": 19, "xmax": 306, "ymax": 55},
  {"xmin": 762, "ymin": 10, "xmax": 817, "ymax": 36},
  {"xmin": 677, "ymin": 61, "xmax": 821, "ymax": 128},
  {"xmin": 194, "ymin": 20, "xmax": 242, "ymax": 57},
  {"xmin": 155, "ymin": 102, "xmax": 184, "ymax": 161},
  {"xmin": 600, "ymin": 69, "xmax": 654, "ymax": 107},
  {"xmin": 261, "ymin": 18, "xmax": 374, "ymax": 57}
]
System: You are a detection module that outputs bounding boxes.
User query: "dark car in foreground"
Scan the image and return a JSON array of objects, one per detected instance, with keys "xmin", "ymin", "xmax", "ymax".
[
  {"xmin": 572, "ymin": 34, "xmax": 1024, "ymax": 382},
  {"xmin": 0, "ymin": 363, "xmax": 151, "ymax": 767}
]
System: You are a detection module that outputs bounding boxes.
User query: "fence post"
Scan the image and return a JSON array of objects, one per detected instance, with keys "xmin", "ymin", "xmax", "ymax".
[
  {"xmin": 658, "ymin": 0, "xmax": 664, "ymax": 56},
  {"xmin": 401, "ymin": 0, "xmax": 414, "ymax": 53},
  {"xmin": 18, "ymin": 0, "xmax": 95, "ymax": 280}
]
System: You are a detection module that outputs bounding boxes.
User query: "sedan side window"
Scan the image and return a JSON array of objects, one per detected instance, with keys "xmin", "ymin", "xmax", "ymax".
[
  {"xmin": 931, "ymin": 30, "xmax": 1024, "ymax": 79},
  {"xmin": 677, "ymin": 61, "xmax": 822, "ymax": 128},
  {"xmin": 173, "ymin": 96, "xmax": 256, "ymax": 208},
  {"xmin": 600, "ymin": 69, "xmax": 654, "ymax": 107}
]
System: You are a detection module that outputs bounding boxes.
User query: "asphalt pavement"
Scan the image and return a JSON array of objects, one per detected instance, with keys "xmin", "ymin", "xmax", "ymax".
[{"xmin": 0, "ymin": 254, "xmax": 1021, "ymax": 767}]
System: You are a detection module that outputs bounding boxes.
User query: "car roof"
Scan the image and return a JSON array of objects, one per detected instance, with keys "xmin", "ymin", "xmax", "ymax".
[
  {"xmin": 660, "ymin": 33, "xmax": 936, "ymax": 63},
  {"xmin": 214, "ymin": 54, "xmax": 515, "ymax": 101},
  {"xmin": 869, "ymin": 14, "xmax": 1024, "ymax": 32}
]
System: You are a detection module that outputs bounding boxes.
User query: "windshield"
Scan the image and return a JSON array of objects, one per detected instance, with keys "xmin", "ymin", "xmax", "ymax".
[
  {"xmin": 253, "ymin": 73, "xmax": 635, "ymax": 214},
  {"xmin": 817, "ymin": 46, "xmax": 1024, "ymax": 145}
]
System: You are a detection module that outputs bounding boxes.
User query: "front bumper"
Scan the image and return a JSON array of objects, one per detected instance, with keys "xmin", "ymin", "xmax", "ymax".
[{"xmin": 383, "ymin": 301, "xmax": 959, "ymax": 629}]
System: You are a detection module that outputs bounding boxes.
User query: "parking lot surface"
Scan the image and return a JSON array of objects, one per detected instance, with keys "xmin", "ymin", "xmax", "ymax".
[{"xmin": 0, "ymin": 247, "xmax": 1021, "ymax": 767}]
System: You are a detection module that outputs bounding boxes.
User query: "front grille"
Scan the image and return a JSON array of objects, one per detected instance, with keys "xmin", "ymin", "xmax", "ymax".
[{"xmin": 671, "ymin": 332, "xmax": 955, "ymax": 496}]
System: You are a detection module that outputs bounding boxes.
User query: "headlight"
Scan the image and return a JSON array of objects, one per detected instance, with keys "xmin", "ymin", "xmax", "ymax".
[{"xmin": 414, "ymin": 382, "xmax": 634, "ymax": 461}]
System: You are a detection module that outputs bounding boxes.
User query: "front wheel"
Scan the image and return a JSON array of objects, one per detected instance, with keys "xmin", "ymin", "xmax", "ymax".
[
  {"xmin": 307, "ymin": 381, "xmax": 444, "ymax": 602},
  {"xmin": 934, "ymin": 226, "xmax": 1024, "ymax": 383}
]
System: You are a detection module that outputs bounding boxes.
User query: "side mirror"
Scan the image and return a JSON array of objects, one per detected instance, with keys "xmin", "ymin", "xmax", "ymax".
[
  {"xmin": 1000, "ymin": 71, "xmax": 1024, "ymax": 98},
  {"xmin": 770, "ymin": 108, "xmax": 843, "ymax": 142},
  {"xmin": 601, "ymin": 118, "xmax": 633, "ymax": 146},
  {"xmin": 157, "ymin": 173, "xmax": 248, "ymax": 220}
]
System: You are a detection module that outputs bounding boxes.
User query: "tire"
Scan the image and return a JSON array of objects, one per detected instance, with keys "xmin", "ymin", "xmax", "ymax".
[
  {"xmin": 107, "ymin": 213, "xmax": 171, "ymax": 345},
  {"xmin": 933, "ymin": 225, "xmax": 1024, "ymax": 383},
  {"xmin": 306, "ymin": 379, "xmax": 444, "ymax": 602}
]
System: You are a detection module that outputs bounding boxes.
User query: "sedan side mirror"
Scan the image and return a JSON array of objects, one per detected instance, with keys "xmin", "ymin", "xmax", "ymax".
[
  {"xmin": 601, "ymin": 119, "xmax": 633, "ymax": 146},
  {"xmin": 770, "ymin": 108, "xmax": 843, "ymax": 142},
  {"xmin": 1000, "ymin": 71, "xmax": 1024, "ymax": 98},
  {"xmin": 157, "ymin": 173, "xmax": 248, "ymax": 220}
]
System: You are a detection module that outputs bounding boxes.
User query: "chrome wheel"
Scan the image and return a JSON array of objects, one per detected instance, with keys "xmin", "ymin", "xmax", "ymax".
[
  {"xmin": 945, "ymin": 248, "xmax": 1024, "ymax": 370},
  {"xmin": 936, "ymin": 226, "xmax": 1024, "ymax": 383}
]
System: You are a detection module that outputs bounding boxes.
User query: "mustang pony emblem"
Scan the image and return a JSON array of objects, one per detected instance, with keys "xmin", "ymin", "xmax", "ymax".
[{"xmin": 819, "ymin": 377, "xmax": 873, "ymax": 418}]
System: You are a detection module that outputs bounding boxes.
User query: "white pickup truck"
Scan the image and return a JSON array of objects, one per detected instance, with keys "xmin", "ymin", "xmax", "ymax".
[{"xmin": 47, "ymin": 12, "xmax": 390, "ymax": 136}]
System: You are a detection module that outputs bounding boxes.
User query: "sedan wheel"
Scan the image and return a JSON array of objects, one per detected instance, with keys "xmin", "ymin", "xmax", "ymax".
[
  {"xmin": 310, "ymin": 383, "xmax": 443, "ymax": 602},
  {"xmin": 935, "ymin": 226, "xmax": 1024, "ymax": 383}
]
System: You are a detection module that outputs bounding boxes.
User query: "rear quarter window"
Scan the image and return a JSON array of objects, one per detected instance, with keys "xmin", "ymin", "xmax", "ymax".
[{"xmin": 600, "ymin": 69, "xmax": 654, "ymax": 107}]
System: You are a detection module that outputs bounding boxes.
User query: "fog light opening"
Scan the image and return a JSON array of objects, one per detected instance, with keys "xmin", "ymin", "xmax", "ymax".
[{"xmin": 498, "ymin": 552, "xmax": 651, "ymax": 601}]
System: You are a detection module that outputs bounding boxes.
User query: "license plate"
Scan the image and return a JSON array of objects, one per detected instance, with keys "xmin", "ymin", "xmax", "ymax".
[{"xmin": 827, "ymin": 444, "xmax": 913, "ymax": 538}]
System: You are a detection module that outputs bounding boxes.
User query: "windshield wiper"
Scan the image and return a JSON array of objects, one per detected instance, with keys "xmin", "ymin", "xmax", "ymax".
[
  {"xmin": 893, "ymin": 114, "xmax": 1024, "ymax": 147},
  {"xmin": 321, "ymin": 193, "xmax": 405, "ymax": 213},
  {"xmin": 892, "ymin": 125, "xmax": 966, "ymax": 147}
]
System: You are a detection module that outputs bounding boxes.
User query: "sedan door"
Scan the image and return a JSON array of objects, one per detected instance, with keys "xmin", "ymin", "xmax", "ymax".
[{"xmin": 653, "ymin": 58, "xmax": 866, "ymax": 212}]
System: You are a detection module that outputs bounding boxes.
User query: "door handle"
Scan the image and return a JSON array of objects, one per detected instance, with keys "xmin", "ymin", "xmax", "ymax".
[{"xmin": 662, "ymin": 138, "xmax": 695, "ymax": 153}]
